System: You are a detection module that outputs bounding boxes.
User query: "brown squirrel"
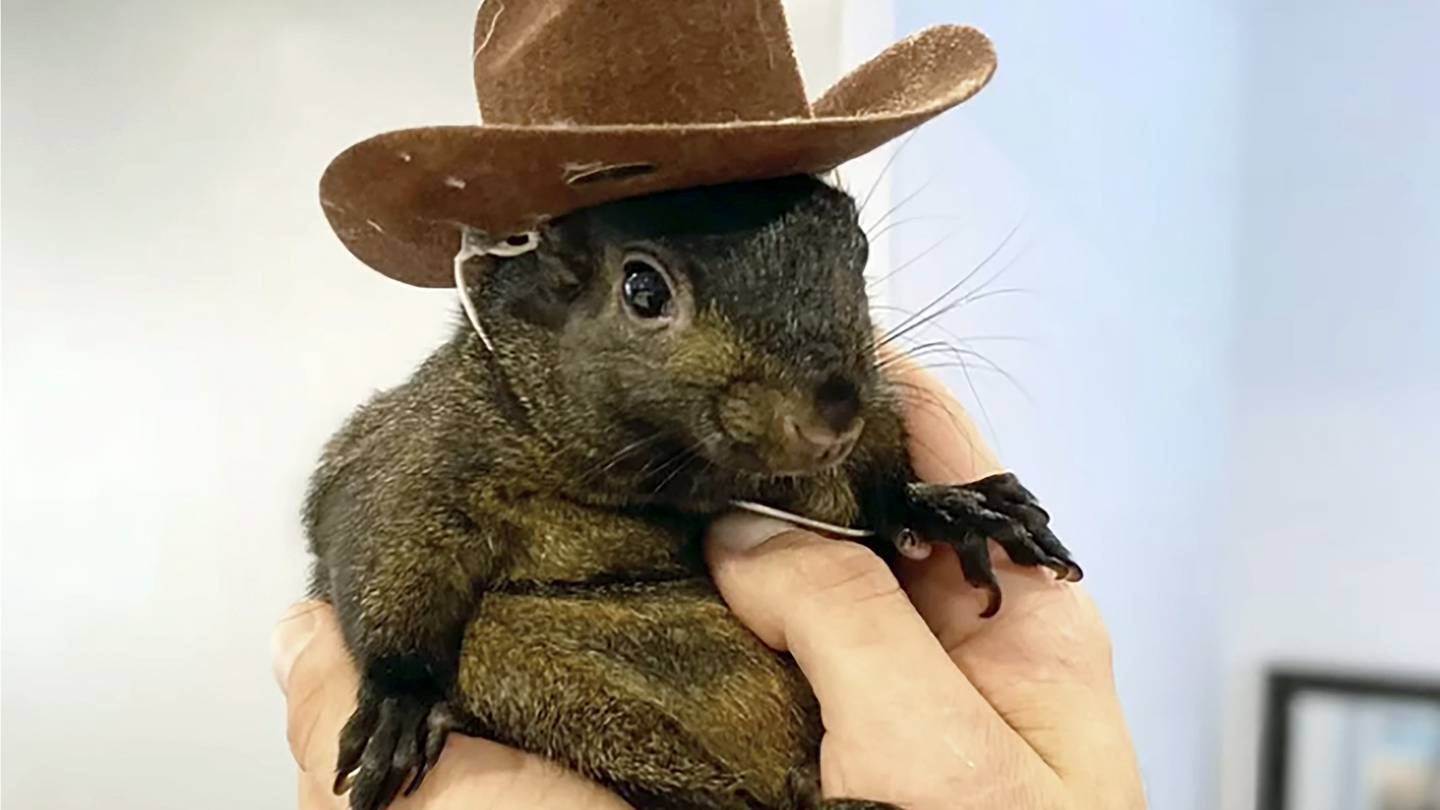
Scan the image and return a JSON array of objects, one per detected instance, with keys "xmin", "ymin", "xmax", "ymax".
[{"xmin": 303, "ymin": 174, "xmax": 1081, "ymax": 810}]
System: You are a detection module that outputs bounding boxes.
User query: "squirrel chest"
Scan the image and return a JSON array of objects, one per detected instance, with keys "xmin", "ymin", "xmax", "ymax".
[{"xmin": 462, "ymin": 493, "xmax": 823, "ymax": 807}]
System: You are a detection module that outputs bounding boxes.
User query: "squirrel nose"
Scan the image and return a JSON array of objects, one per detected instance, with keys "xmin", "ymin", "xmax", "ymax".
[
  {"xmin": 782, "ymin": 414, "xmax": 863, "ymax": 468},
  {"xmin": 814, "ymin": 374, "xmax": 861, "ymax": 434}
]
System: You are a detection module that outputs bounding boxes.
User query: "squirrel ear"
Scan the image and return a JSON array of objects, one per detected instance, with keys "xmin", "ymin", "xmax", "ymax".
[{"xmin": 455, "ymin": 223, "xmax": 590, "ymax": 334}]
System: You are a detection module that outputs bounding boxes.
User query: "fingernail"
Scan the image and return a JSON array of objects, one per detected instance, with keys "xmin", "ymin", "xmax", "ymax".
[
  {"xmin": 271, "ymin": 602, "xmax": 320, "ymax": 692},
  {"xmin": 707, "ymin": 513, "xmax": 798, "ymax": 553}
]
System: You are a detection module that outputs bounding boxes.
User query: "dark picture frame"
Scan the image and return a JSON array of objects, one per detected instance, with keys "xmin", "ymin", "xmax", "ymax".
[{"xmin": 1259, "ymin": 667, "xmax": 1440, "ymax": 810}]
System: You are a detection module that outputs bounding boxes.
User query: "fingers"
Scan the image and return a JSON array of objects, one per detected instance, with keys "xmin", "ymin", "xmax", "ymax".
[
  {"xmin": 885, "ymin": 349, "xmax": 1089, "ymax": 657},
  {"xmin": 903, "ymin": 548, "xmax": 1140, "ymax": 805},
  {"xmin": 705, "ymin": 516, "xmax": 1046, "ymax": 803},
  {"xmin": 879, "ymin": 360, "xmax": 1145, "ymax": 805},
  {"xmin": 882, "ymin": 350, "xmax": 1092, "ymax": 651},
  {"xmin": 275, "ymin": 601, "xmax": 359, "ymax": 780},
  {"xmin": 301, "ymin": 771, "xmax": 346, "ymax": 810}
]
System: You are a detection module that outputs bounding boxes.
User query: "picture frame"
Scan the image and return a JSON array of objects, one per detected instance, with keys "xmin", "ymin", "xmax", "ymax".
[{"xmin": 1259, "ymin": 668, "xmax": 1440, "ymax": 810}]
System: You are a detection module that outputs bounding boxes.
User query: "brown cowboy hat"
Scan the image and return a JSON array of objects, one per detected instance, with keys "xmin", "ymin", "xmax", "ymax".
[{"xmin": 320, "ymin": 0, "xmax": 997, "ymax": 287}]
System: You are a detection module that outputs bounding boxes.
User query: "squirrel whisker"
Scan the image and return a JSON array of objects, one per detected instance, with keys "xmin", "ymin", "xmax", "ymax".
[
  {"xmin": 868, "ymin": 217, "xmax": 1027, "ymax": 352},
  {"xmin": 574, "ymin": 432, "xmax": 670, "ymax": 484}
]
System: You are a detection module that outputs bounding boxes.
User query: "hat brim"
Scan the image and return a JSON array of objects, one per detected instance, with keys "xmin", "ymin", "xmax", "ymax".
[{"xmin": 320, "ymin": 25, "xmax": 996, "ymax": 287}]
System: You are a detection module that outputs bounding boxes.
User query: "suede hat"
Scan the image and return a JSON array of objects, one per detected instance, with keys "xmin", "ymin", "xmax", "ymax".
[{"xmin": 320, "ymin": 0, "xmax": 997, "ymax": 287}]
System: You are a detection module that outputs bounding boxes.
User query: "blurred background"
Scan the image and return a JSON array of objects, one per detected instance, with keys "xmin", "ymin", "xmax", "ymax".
[{"xmin": 3, "ymin": 0, "xmax": 1436, "ymax": 808}]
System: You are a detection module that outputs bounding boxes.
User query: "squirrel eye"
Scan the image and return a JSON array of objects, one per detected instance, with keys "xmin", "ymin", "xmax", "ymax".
[{"xmin": 621, "ymin": 254, "xmax": 673, "ymax": 320}]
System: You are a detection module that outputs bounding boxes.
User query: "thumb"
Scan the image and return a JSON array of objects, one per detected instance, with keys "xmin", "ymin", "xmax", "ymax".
[
  {"xmin": 702, "ymin": 512, "xmax": 998, "ymax": 736},
  {"xmin": 703, "ymin": 512, "xmax": 947, "ymax": 670}
]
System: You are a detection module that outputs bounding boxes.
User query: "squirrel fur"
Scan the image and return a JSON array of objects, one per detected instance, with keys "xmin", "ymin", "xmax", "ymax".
[{"xmin": 303, "ymin": 175, "xmax": 1080, "ymax": 810}]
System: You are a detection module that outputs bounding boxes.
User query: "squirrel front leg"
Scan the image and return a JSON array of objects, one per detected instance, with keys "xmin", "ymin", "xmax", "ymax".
[
  {"xmin": 851, "ymin": 403, "xmax": 1082, "ymax": 617},
  {"xmin": 315, "ymin": 502, "xmax": 498, "ymax": 810}
]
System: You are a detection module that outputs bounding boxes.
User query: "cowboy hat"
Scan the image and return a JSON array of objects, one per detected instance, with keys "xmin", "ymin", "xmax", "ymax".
[{"xmin": 320, "ymin": 0, "xmax": 997, "ymax": 287}]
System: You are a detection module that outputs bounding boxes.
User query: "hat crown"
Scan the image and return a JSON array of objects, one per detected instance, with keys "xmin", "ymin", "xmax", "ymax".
[{"xmin": 472, "ymin": 0, "xmax": 812, "ymax": 126}]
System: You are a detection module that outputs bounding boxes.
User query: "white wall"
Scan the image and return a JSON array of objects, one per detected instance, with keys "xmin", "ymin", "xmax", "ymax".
[
  {"xmin": 1220, "ymin": 0, "xmax": 1440, "ymax": 806},
  {"xmin": 0, "ymin": 2, "xmax": 850, "ymax": 807},
  {"xmin": 887, "ymin": 3, "xmax": 1240, "ymax": 809}
]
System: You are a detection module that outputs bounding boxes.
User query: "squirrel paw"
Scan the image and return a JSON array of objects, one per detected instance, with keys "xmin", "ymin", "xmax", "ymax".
[
  {"xmin": 334, "ymin": 690, "xmax": 465, "ymax": 810},
  {"xmin": 904, "ymin": 473, "xmax": 1082, "ymax": 617}
]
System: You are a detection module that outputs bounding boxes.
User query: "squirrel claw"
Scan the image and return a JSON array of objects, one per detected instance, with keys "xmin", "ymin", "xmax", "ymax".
[
  {"xmin": 333, "ymin": 767, "xmax": 358, "ymax": 795},
  {"xmin": 904, "ymin": 473, "xmax": 1081, "ymax": 616},
  {"xmin": 336, "ymin": 690, "xmax": 463, "ymax": 810},
  {"xmin": 403, "ymin": 702, "xmax": 465, "ymax": 797}
]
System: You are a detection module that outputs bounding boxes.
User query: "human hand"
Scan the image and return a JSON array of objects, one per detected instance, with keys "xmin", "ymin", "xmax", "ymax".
[
  {"xmin": 703, "ymin": 358, "xmax": 1146, "ymax": 809},
  {"xmin": 271, "ymin": 602, "xmax": 633, "ymax": 810}
]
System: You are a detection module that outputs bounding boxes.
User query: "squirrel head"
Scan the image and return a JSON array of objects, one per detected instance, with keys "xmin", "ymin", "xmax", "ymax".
[{"xmin": 461, "ymin": 174, "xmax": 879, "ymax": 507}]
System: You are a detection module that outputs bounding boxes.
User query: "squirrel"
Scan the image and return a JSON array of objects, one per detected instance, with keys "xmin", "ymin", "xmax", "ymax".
[{"xmin": 303, "ymin": 174, "xmax": 1082, "ymax": 810}]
